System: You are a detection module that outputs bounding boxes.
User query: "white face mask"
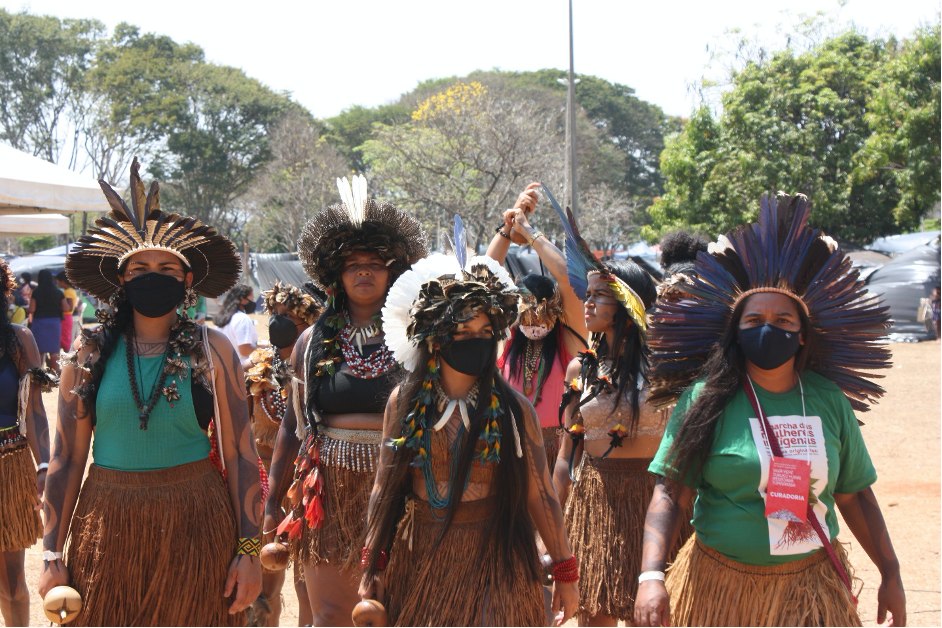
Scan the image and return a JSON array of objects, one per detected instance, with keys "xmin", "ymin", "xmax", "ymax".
[{"xmin": 519, "ymin": 324, "xmax": 551, "ymax": 340}]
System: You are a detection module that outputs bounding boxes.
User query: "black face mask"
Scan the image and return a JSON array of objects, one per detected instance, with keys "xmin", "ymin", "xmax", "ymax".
[
  {"xmin": 124, "ymin": 273, "xmax": 186, "ymax": 319},
  {"xmin": 243, "ymin": 300, "xmax": 257, "ymax": 315},
  {"xmin": 268, "ymin": 314, "xmax": 298, "ymax": 349},
  {"xmin": 439, "ymin": 337, "xmax": 495, "ymax": 376},
  {"xmin": 739, "ymin": 324, "xmax": 801, "ymax": 371}
]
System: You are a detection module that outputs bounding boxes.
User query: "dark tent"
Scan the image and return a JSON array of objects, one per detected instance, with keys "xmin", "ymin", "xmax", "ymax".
[{"xmin": 865, "ymin": 243, "xmax": 941, "ymax": 341}]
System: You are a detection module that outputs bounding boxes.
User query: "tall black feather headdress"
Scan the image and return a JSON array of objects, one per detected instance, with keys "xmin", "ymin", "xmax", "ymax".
[
  {"xmin": 66, "ymin": 158, "xmax": 241, "ymax": 302},
  {"xmin": 648, "ymin": 193, "xmax": 891, "ymax": 412}
]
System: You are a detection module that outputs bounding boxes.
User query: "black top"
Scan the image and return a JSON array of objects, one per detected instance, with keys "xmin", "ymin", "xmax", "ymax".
[
  {"xmin": 315, "ymin": 343, "xmax": 398, "ymax": 415},
  {"xmin": 0, "ymin": 354, "xmax": 18, "ymax": 429},
  {"xmin": 32, "ymin": 287, "xmax": 64, "ymax": 319}
]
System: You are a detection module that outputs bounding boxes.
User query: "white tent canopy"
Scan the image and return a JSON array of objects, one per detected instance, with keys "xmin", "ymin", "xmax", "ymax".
[
  {"xmin": 0, "ymin": 214, "xmax": 69, "ymax": 236},
  {"xmin": 0, "ymin": 143, "xmax": 109, "ymax": 214}
]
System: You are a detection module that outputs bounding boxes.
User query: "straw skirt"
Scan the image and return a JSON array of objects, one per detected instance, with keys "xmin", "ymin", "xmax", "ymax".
[
  {"xmin": 65, "ymin": 458, "xmax": 242, "ymax": 627},
  {"xmin": 0, "ymin": 445, "xmax": 42, "ymax": 552}
]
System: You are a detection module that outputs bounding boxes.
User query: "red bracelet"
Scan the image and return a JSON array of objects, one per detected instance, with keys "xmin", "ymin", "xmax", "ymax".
[
  {"xmin": 552, "ymin": 556, "xmax": 579, "ymax": 583},
  {"xmin": 361, "ymin": 547, "xmax": 388, "ymax": 571}
]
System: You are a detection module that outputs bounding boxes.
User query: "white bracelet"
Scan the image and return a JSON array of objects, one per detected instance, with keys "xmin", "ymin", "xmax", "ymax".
[
  {"xmin": 42, "ymin": 551, "xmax": 62, "ymax": 562},
  {"xmin": 37, "ymin": 463, "xmax": 49, "ymax": 472},
  {"xmin": 638, "ymin": 570, "xmax": 665, "ymax": 583}
]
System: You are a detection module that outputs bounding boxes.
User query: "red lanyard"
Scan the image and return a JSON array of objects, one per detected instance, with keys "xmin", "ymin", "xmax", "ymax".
[{"xmin": 742, "ymin": 378, "xmax": 858, "ymax": 604}]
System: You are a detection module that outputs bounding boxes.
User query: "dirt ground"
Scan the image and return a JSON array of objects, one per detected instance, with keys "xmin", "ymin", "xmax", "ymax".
[{"xmin": 13, "ymin": 341, "xmax": 941, "ymax": 627}]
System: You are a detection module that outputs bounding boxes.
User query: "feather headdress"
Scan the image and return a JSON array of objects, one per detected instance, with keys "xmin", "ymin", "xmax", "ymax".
[
  {"xmin": 262, "ymin": 281, "xmax": 323, "ymax": 326},
  {"xmin": 541, "ymin": 183, "xmax": 648, "ymax": 335},
  {"xmin": 297, "ymin": 175, "xmax": 428, "ymax": 290},
  {"xmin": 647, "ymin": 193, "xmax": 891, "ymax": 411},
  {"xmin": 66, "ymin": 158, "xmax": 241, "ymax": 302},
  {"xmin": 383, "ymin": 215, "xmax": 518, "ymax": 373}
]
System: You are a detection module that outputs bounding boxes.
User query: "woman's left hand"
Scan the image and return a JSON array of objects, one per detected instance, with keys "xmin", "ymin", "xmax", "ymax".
[
  {"xmin": 878, "ymin": 571, "xmax": 906, "ymax": 626},
  {"xmin": 223, "ymin": 555, "xmax": 262, "ymax": 614},
  {"xmin": 551, "ymin": 580, "xmax": 579, "ymax": 626}
]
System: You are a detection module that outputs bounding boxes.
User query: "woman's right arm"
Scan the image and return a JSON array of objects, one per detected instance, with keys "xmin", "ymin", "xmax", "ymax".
[
  {"xmin": 550, "ymin": 359, "xmax": 583, "ymax": 508},
  {"xmin": 38, "ymin": 344, "xmax": 95, "ymax": 597},
  {"xmin": 633, "ymin": 477, "xmax": 695, "ymax": 627}
]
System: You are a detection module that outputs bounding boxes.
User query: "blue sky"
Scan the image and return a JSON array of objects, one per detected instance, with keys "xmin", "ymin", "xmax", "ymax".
[{"xmin": 5, "ymin": 0, "xmax": 939, "ymax": 118}]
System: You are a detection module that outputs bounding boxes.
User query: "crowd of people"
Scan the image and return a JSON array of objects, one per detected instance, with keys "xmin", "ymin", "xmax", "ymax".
[{"xmin": 0, "ymin": 158, "xmax": 908, "ymax": 627}]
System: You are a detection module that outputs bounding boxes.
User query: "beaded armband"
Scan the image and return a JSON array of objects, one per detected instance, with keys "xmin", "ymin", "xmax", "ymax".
[
  {"xmin": 551, "ymin": 556, "xmax": 579, "ymax": 583},
  {"xmin": 361, "ymin": 547, "xmax": 388, "ymax": 571},
  {"xmin": 237, "ymin": 537, "xmax": 262, "ymax": 557}
]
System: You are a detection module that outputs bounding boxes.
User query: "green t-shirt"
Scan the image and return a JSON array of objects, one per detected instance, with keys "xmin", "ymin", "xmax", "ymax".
[
  {"xmin": 649, "ymin": 370, "xmax": 876, "ymax": 566},
  {"xmin": 179, "ymin": 295, "xmax": 207, "ymax": 321}
]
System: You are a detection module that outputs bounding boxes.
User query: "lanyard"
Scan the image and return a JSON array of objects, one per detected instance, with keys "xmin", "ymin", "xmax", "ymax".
[{"xmin": 742, "ymin": 376, "xmax": 857, "ymax": 604}]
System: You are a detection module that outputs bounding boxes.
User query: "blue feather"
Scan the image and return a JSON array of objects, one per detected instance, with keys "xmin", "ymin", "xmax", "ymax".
[
  {"xmin": 540, "ymin": 182, "xmax": 595, "ymax": 300},
  {"xmin": 453, "ymin": 214, "xmax": 467, "ymax": 270}
]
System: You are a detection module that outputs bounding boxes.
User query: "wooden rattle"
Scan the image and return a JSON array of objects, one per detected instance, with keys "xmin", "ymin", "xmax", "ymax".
[
  {"xmin": 259, "ymin": 542, "xmax": 290, "ymax": 571},
  {"xmin": 43, "ymin": 586, "xmax": 82, "ymax": 625},
  {"xmin": 352, "ymin": 599, "xmax": 388, "ymax": 627}
]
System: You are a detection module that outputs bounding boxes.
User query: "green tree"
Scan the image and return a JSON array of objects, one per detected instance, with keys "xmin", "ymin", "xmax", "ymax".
[
  {"xmin": 149, "ymin": 62, "xmax": 296, "ymax": 241},
  {"xmin": 324, "ymin": 103, "xmax": 408, "ymax": 173},
  {"xmin": 855, "ymin": 24, "xmax": 941, "ymax": 230},
  {"xmin": 0, "ymin": 9, "xmax": 104, "ymax": 163},
  {"xmin": 650, "ymin": 27, "xmax": 939, "ymax": 244}
]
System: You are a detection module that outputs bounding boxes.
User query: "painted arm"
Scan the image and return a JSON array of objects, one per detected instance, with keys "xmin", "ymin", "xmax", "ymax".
[
  {"xmin": 206, "ymin": 328, "xmax": 262, "ymax": 613},
  {"xmin": 262, "ymin": 329, "xmax": 309, "ymax": 533},
  {"xmin": 633, "ymin": 477, "xmax": 695, "ymax": 627},
  {"xmin": 16, "ymin": 327, "xmax": 50, "ymax": 494},
  {"xmin": 38, "ymin": 342, "xmax": 94, "ymax": 598},
  {"xmin": 835, "ymin": 488, "xmax": 906, "ymax": 626},
  {"xmin": 551, "ymin": 359, "xmax": 583, "ymax": 509},
  {"xmin": 358, "ymin": 387, "xmax": 404, "ymax": 603}
]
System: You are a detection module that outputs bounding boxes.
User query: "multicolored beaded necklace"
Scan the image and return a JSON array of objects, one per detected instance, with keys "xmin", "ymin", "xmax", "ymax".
[{"xmin": 337, "ymin": 321, "xmax": 397, "ymax": 378}]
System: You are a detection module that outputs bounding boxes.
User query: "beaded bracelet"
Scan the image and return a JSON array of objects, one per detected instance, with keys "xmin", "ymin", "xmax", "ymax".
[
  {"xmin": 494, "ymin": 224, "xmax": 511, "ymax": 240},
  {"xmin": 552, "ymin": 556, "xmax": 579, "ymax": 583},
  {"xmin": 237, "ymin": 537, "xmax": 262, "ymax": 557},
  {"xmin": 361, "ymin": 547, "xmax": 389, "ymax": 571}
]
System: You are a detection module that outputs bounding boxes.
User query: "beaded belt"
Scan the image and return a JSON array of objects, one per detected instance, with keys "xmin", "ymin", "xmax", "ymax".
[
  {"xmin": 319, "ymin": 427, "xmax": 381, "ymax": 474},
  {"xmin": 0, "ymin": 425, "xmax": 27, "ymax": 456}
]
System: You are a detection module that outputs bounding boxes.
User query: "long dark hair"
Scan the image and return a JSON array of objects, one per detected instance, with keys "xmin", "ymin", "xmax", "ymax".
[
  {"xmin": 85, "ymin": 300, "xmax": 135, "ymax": 423},
  {"xmin": 303, "ymin": 295, "xmax": 345, "ymax": 436},
  {"xmin": 586, "ymin": 259, "xmax": 656, "ymax": 434},
  {"xmin": 215, "ymin": 284, "xmax": 252, "ymax": 327},
  {"xmin": 506, "ymin": 275, "xmax": 562, "ymax": 389},
  {"xmin": 32, "ymin": 269, "xmax": 61, "ymax": 311},
  {"xmin": 665, "ymin": 297, "xmax": 817, "ymax": 481},
  {"xmin": 0, "ymin": 265, "xmax": 22, "ymax": 371},
  {"xmin": 362, "ymin": 338, "xmax": 540, "ymax": 583}
]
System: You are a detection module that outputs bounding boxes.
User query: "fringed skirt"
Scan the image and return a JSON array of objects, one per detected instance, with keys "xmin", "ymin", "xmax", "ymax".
[
  {"xmin": 298, "ymin": 427, "xmax": 380, "ymax": 572},
  {"xmin": 565, "ymin": 455, "xmax": 692, "ymax": 622},
  {"xmin": 542, "ymin": 427, "xmax": 561, "ymax": 468},
  {"xmin": 667, "ymin": 535, "xmax": 861, "ymax": 627},
  {"xmin": 65, "ymin": 458, "xmax": 242, "ymax": 627},
  {"xmin": 0, "ymin": 444, "xmax": 42, "ymax": 552},
  {"xmin": 384, "ymin": 496, "xmax": 545, "ymax": 627}
]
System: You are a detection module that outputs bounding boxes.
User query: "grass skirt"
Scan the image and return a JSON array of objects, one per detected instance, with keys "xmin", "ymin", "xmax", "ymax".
[
  {"xmin": 565, "ymin": 455, "xmax": 692, "ymax": 622},
  {"xmin": 667, "ymin": 535, "xmax": 861, "ymax": 627},
  {"xmin": 384, "ymin": 496, "xmax": 545, "ymax": 627},
  {"xmin": 65, "ymin": 458, "xmax": 242, "ymax": 627},
  {"xmin": 298, "ymin": 429, "xmax": 379, "ymax": 572},
  {"xmin": 0, "ymin": 445, "xmax": 42, "ymax": 552}
]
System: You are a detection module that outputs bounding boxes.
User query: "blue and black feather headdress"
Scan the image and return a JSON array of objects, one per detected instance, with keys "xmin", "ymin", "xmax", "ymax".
[{"xmin": 648, "ymin": 193, "xmax": 891, "ymax": 412}]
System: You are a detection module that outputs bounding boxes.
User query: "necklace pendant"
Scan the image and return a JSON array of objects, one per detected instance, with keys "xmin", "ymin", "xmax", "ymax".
[
  {"xmin": 524, "ymin": 382, "xmax": 532, "ymax": 395},
  {"xmin": 139, "ymin": 413, "xmax": 149, "ymax": 430}
]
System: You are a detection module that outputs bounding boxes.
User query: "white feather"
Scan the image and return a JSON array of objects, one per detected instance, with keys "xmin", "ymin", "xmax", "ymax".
[
  {"xmin": 382, "ymin": 254, "xmax": 461, "ymax": 372},
  {"xmin": 350, "ymin": 174, "xmax": 368, "ymax": 226},
  {"xmin": 467, "ymin": 255, "xmax": 515, "ymax": 292},
  {"xmin": 337, "ymin": 177, "xmax": 356, "ymax": 219}
]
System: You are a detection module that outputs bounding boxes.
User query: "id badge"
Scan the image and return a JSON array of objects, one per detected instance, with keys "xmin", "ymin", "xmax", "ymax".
[{"xmin": 765, "ymin": 456, "xmax": 810, "ymax": 523}]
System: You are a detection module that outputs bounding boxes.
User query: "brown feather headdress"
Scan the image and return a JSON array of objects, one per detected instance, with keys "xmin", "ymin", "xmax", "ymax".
[
  {"xmin": 648, "ymin": 193, "xmax": 891, "ymax": 412},
  {"xmin": 66, "ymin": 158, "xmax": 241, "ymax": 302}
]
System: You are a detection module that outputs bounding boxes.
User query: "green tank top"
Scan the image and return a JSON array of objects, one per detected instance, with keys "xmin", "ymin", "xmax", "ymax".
[{"xmin": 93, "ymin": 335, "xmax": 211, "ymax": 471}]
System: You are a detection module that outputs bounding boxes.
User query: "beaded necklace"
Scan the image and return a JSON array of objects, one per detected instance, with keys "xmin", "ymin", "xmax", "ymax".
[
  {"xmin": 337, "ymin": 321, "xmax": 397, "ymax": 378},
  {"xmin": 125, "ymin": 327, "xmax": 171, "ymax": 431},
  {"xmin": 522, "ymin": 339, "xmax": 548, "ymax": 401},
  {"xmin": 260, "ymin": 389, "xmax": 287, "ymax": 424}
]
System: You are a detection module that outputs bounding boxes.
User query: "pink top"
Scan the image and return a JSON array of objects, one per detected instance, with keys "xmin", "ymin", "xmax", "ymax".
[{"xmin": 498, "ymin": 327, "xmax": 572, "ymax": 428}]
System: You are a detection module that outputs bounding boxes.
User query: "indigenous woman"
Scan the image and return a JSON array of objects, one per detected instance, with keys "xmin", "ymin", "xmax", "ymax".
[
  {"xmin": 486, "ymin": 182, "xmax": 588, "ymax": 464},
  {"xmin": 0, "ymin": 260, "xmax": 53, "ymax": 626},
  {"xmin": 246, "ymin": 281, "xmax": 321, "ymax": 626},
  {"xmin": 359, "ymin": 232, "xmax": 580, "ymax": 627},
  {"xmin": 216, "ymin": 284, "xmax": 259, "ymax": 369},
  {"xmin": 635, "ymin": 194, "xmax": 906, "ymax": 627},
  {"xmin": 263, "ymin": 175, "xmax": 428, "ymax": 626},
  {"xmin": 541, "ymin": 186, "xmax": 685, "ymax": 627},
  {"xmin": 38, "ymin": 159, "xmax": 262, "ymax": 626}
]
